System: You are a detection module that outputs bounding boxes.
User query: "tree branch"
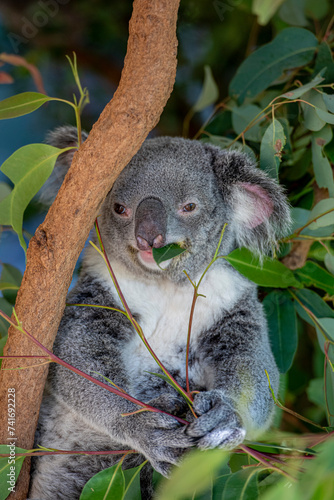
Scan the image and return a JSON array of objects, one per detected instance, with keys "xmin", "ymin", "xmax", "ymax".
[{"xmin": 0, "ymin": 1, "xmax": 180, "ymax": 498}]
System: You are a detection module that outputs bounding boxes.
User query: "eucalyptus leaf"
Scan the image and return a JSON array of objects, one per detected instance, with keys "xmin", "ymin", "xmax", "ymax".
[
  {"xmin": 323, "ymin": 94, "xmax": 334, "ymax": 113},
  {"xmin": 0, "ymin": 283, "xmax": 19, "ymax": 291},
  {"xmin": 152, "ymin": 243, "xmax": 186, "ymax": 265},
  {"xmin": 279, "ymin": 0, "xmax": 308, "ymax": 26},
  {"xmin": 293, "ymin": 289, "xmax": 334, "ymax": 329},
  {"xmin": 324, "ymin": 253, "xmax": 334, "ymax": 275},
  {"xmin": 260, "ymin": 119, "xmax": 286, "ymax": 178},
  {"xmin": 192, "ymin": 66, "xmax": 219, "ymax": 113},
  {"xmin": 79, "ymin": 462, "xmax": 125, "ymax": 500},
  {"xmin": 263, "ymin": 291, "xmax": 298, "ymax": 373},
  {"xmin": 314, "ymin": 42, "xmax": 334, "ymax": 84},
  {"xmin": 231, "ymin": 104, "xmax": 264, "ymax": 142},
  {"xmin": 305, "ymin": 0, "xmax": 330, "ymax": 20},
  {"xmin": 295, "ymin": 261, "xmax": 334, "ymax": 295},
  {"xmin": 158, "ymin": 449, "xmax": 228, "ymax": 500},
  {"xmin": 0, "ymin": 446, "xmax": 26, "ymax": 500},
  {"xmin": 261, "ymin": 438, "xmax": 334, "ymax": 500},
  {"xmin": 301, "ymin": 90, "xmax": 327, "ymax": 132},
  {"xmin": 229, "ymin": 28, "xmax": 318, "ymax": 104},
  {"xmin": 252, "ymin": 0, "xmax": 285, "ymax": 25},
  {"xmin": 307, "ymin": 378, "xmax": 326, "ymax": 409},
  {"xmin": 0, "ymin": 92, "xmax": 53, "ymax": 120},
  {"xmin": 224, "ymin": 248, "xmax": 301, "ymax": 288},
  {"xmin": 123, "ymin": 463, "xmax": 147, "ymax": 500},
  {"xmin": 0, "ymin": 182, "xmax": 11, "ymax": 202},
  {"xmin": 315, "ymin": 107, "xmax": 334, "ymax": 125},
  {"xmin": 290, "ymin": 207, "xmax": 334, "ymax": 238},
  {"xmin": 311, "ymin": 126, "xmax": 334, "ymax": 197},
  {"xmin": 0, "ymin": 264, "xmax": 22, "ymax": 305},
  {"xmin": 0, "ymin": 334, "xmax": 8, "ymax": 369},
  {"xmin": 316, "ymin": 318, "xmax": 334, "ymax": 348},
  {"xmin": 282, "ymin": 71, "xmax": 325, "ymax": 99},
  {"xmin": 308, "ymin": 199, "xmax": 334, "ymax": 229},
  {"xmin": 0, "ymin": 144, "xmax": 67, "ymax": 252},
  {"xmin": 325, "ymin": 344, "xmax": 334, "ymax": 427},
  {"xmin": 213, "ymin": 467, "xmax": 261, "ymax": 500},
  {"xmin": 0, "ymin": 297, "xmax": 12, "ymax": 337}
]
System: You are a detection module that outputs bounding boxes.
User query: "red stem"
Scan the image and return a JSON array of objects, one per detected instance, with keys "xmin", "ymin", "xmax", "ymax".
[
  {"xmin": 95, "ymin": 219, "xmax": 192, "ymax": 404},
  {"xmin": 0, "ymin": 310, "xmax": 188, "ymax": 425}
]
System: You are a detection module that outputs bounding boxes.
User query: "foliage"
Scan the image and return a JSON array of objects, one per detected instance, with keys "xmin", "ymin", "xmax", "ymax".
[{"xmin": 0, "ymin": 0, "xmax": 334, "ymax": 498}]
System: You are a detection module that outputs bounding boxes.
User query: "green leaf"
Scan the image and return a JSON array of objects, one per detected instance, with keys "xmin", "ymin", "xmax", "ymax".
[
  {"xmin": 295, "ymin": 261, "xmax": 334, "ymax": 295},
  {"xmin": 325, "ymin": 345, "xmax": 334, "ymax": 427},
  {"xmin": 0, "ymin": 283, "xmax": 19, "ymax": 292},
  {"xmin": 252, "ymin": 0, "xmax": 285, "ymax": 25},
  {"xmin": 305, "ymin": 0, "xmax": 330, "ymax": 20},
  {"xmin": 229, "ymin": 28, "xmax": 318, "ymax": 104},
  {"xmin": 314, "ymin": 42, "xmax": 334, "ymax": 84},
  {"xmin": 315, "ymin": 107, "xmax": 334, "ymax": 125},
  {"xmin": 301, "ymin": 89, "xmax": 327, "ymax": 131},
  {"xmin": 0, "ymin": 334, "xmax": 8, "ymax": 369},
  {"xmin": 260, "ymin": 119, "xmax": 286, "ymax": 178},
  {"xmin": 79, "ymin": 461, "xmax": 125, "ymax": 500},
  {"xmin": 279, "ymin": 0, "xmax": 308, "ymax": 26},
  {"xmin": 261, "ymin": 438, "xmax": 334, "ymax": 500},
  {"xmin": 0, "ymin": 182, "xmax": 11, "ymax": 202},
  {"xmin": 282, "ymin": 71, "xmax": 325, "ymax": 99},
  {"xmin": 311, "ymin": 126, "xmax": 334, "ymax": 197},
  {"xmin": 223, "ymin": 248, "xmax": 301, "ymax": 288},
  {"xmin": 0, "ymin": 264, "xmax": 22, "ymax": 305},
  {"xmin": 0, "ymin": 446, "xmax": 26, "ymax": 500},
  {"xmin": 0, "ymin": 92, "xmax": 52, "ymax": 120},
  {"xmin": 323, "ymin": 94, "xmax": 334, "ymax": 113},
  {"xmin": 123, "ymin": 463, "xmax": 146, "ymax": 500},
  {"xmin": 158, "ymin": 449, "xmax": 228, "ymax": 500},
  {"xmin": 293, "ymin": 289, "xmax": 334, "ymax": 328},
  {"xmin": 316, "ymin": 318, "xmax": 334, "ymax": 343},
  {"xmin": 307, "ymin": 378, "xmax": 326, "ymax": 409},
  {"xmin": 308, "ymin": 199, "xmax": 334, "ymax": 229},
  {"xmin": 192, "ymin": 66, "xmax": 219, "ymax": 113},
  {"xmin": 152, "ymin": 243, "xmax": 187, "ymax": 265},
  {"xmin": 290, "ymin": 207, "xmax": 334, "ymax": 238},
  {"xmin": 0, "ymin": 297, "xmax": 12, "ymax": 337},
  {"xmin": 0, "ymin": 144, "xmax": 65, "ymax": 252},
  {"xmin": 214, "ymin": 467, "xmax": 261, "ymax": 499},
  {"xmin": 263, "ymin": 291, "xmax": 298, "ymax": 373},
  {"xmin": 231, "ymin": 104, "xmax": 264, "ymax": 142},
  {"xmin": 324, "ymin": 253, "xmax": 334, "ymax": 275}
]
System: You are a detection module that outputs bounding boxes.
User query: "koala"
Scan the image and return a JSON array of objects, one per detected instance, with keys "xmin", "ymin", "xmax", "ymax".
[{"xmin": 29, "ymin": 126, "xmax": 290, "ymax": 499}]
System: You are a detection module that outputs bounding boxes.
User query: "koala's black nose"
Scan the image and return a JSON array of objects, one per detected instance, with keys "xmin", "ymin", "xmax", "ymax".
[{"xmin": 135, "ymin": 197, "xmax": 166, "ymax": 250}]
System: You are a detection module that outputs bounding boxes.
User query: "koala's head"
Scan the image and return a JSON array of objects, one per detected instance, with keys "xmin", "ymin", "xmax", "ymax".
[{"xmin": 45, "ymin": 127, "xmax": 291, "ymax": 283}]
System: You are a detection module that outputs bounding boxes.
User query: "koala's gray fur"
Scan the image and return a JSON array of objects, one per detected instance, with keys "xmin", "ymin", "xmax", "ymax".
[{"xmin": 29, "ymin": 126, "xmax": 290, "ymax": 499}]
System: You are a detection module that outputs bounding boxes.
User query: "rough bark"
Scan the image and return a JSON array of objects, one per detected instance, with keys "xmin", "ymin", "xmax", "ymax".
[{"xmin": 0, "ymin": 1, "xmax": 180, "ymax": 498}]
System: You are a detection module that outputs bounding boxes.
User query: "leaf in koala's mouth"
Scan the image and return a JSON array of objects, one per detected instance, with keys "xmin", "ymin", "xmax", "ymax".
[{"xmin": 152, "ymin": 243, "xmax": 187, "ymax": 265}]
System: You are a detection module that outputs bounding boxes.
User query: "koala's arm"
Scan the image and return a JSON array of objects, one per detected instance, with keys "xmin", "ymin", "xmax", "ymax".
[
  {"xmin": 188, "ymin": 291, "xmax": 279, "ymax": 449},
  {"xmin": 46, "ymin": 277, "xmax": 193, "ymax": 475}
]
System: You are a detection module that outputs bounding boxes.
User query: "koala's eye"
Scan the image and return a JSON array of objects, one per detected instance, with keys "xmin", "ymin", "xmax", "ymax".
[
  {"xmin": 114, "ymin": 203, "xmax": 127, "ymax": 215},
  {"xmin": 183, "ymin": 203, "xmax": 196, "ymax": 213}
]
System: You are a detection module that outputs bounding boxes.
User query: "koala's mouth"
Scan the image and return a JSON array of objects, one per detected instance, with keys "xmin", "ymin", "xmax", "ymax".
[{"xmin": 138, "ymin": 249, "xmax": 156, "ymax": 265}]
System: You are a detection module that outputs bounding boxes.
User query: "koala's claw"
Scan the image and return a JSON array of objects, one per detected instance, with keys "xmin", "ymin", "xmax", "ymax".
[
  {"xmin": 197, "ymin": 426, "xmax": 246, "ymax": 450},
  {"xmin": 185, "ymin": 390, "xmax": 246, "ymax": 450}
]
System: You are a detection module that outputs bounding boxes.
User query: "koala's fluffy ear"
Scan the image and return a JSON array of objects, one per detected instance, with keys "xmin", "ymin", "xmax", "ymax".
[
  {"xmin": 39, "ymin": 125, "xmax": 88, "ymax": 206},
  {"xmin": 206, "ymin": 146, "xmax": 291, "ymax": 255}
]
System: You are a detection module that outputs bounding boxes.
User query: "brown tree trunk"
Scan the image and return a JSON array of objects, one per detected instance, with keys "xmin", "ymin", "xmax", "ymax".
[{"xmin": 0, "ymin": 1, "xmax": 180, "ymax": 498}]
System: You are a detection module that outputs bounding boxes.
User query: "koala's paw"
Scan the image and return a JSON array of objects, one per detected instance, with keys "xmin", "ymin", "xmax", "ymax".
[
  {"xmin": 132, "ymin": 395, "xmax": 195, "ymax": 476},
  {"xmin": 186, "ymin": 390, "xmax": 246, "ymax": 451}
]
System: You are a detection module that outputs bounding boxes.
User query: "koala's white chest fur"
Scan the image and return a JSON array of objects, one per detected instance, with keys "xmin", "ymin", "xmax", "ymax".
[{"xmin": 89, "ymin": 256, "xmax": 249, "ymax": 384}]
